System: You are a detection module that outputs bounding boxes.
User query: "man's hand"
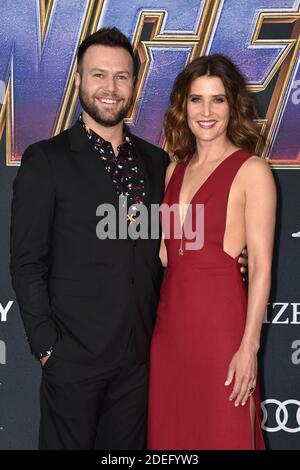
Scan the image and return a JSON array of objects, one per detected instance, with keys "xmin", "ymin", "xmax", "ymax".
[
  {"xmin": 238, "ymin": 248, "xmax": 248, "ymax": 274},
  {"xmin": 40, "ymin": 356, "xmax": 50, "ymax": 367}
]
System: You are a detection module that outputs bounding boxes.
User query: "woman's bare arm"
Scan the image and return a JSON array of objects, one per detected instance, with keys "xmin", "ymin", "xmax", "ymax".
[{"xmin": 225, "ymin": 156, "xmax": 276, "ymax": 406}]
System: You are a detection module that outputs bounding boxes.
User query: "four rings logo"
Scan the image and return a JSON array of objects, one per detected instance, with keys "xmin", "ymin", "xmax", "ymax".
[{"xmin": 261, "ymin": 399, "xmax": 300, "ymax": 433}]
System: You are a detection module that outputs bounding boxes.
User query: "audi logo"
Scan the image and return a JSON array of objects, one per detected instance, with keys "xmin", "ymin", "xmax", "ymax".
[{"xmin": 261, "ymin": 399, "xmax": 300, "ymax": 433}]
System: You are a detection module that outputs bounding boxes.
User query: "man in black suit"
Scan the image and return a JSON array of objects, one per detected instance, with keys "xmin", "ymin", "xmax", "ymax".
[{"xmin": 10, "ymin": 27, "xmax": 169, "ymax": 450}]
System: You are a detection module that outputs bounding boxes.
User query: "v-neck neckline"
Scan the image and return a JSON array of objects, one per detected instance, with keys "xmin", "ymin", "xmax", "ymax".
[{"xmin": 178, "ymin": 149, "xmax": 241, "ymax": 228}]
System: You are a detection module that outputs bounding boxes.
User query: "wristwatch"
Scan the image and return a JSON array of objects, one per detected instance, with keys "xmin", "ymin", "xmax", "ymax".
[{"xmin": 35, "ymin": 347, "xmax": 53, "ymax": 360}]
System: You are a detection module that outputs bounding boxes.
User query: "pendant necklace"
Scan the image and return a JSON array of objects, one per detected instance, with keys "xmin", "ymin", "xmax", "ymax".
[
  {"xmin": 178, "ymin": 203, "xmax": 184, "ymax": 256},
  {"xmin": 177, "ymin": 145, "xmax": 233, "ymax": 257}
]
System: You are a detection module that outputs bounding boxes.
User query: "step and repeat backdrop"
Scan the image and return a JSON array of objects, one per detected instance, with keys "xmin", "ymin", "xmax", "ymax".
[{"xmin": 0, "ymin": 0, "xmax": 299, "ymax": 450}]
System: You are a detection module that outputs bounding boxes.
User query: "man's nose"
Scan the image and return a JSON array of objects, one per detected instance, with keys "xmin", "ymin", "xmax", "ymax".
[{"xmin": 104, "ymin": 76, "xmax": 117, "ymax": 93}]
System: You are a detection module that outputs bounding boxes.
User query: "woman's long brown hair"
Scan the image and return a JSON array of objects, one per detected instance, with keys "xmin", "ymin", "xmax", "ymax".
[{"xmin": 164, "ymin": 54, "xmax": 263, "ymax": 161}]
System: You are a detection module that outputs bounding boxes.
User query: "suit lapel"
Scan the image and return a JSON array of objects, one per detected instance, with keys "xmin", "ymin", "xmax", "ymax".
[
  {"xmin": 68, "ymin": 121, "xmax": 155, "ymax": 212},
  {"xmin": 68, "ymin": 120, "xmax": 118, "ymax": 206}
]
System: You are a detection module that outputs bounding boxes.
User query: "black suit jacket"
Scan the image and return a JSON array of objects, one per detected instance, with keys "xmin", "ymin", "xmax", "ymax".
[{"xmin": 10, "ymin": 120, "xmax": 169, "ymax": 366}]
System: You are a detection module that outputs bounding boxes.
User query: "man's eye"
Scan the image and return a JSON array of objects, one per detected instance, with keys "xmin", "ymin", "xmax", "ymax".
[{"xmin": 117, "ymin": 75, "xmax": 127, "ymax": 80}]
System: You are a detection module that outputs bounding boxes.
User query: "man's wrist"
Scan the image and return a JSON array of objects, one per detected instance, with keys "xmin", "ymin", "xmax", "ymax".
[{"xmin": 35, "ymin": 347, "xmax": 53, "ymax": 360}]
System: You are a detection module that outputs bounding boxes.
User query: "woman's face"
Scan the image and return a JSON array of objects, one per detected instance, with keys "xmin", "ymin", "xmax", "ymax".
[{"xmin": 186, "ymin": 75, "xmax": 230, "ymax": 144}]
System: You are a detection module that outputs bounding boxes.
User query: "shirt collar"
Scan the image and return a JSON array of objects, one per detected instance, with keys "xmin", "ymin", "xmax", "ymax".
[{"xmin": 79, "ymin": 114, "xmax": 131, "ymax": 149}]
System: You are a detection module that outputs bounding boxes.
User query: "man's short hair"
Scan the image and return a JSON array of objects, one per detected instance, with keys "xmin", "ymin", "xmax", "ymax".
[{"xmin": 77, "ymin": 27, "xmax": 137, "ymax": 76}]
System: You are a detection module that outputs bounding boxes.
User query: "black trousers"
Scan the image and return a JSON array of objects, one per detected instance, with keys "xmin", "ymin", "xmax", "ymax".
[{"xmin": 39, "ymin": 345, "xmax": 149, "ymax": 450}]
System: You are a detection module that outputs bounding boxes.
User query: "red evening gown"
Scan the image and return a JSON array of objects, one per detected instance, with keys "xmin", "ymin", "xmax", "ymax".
[{"xmin": 147, "ymin": 149, "xmax": 265, "ymax": 450}]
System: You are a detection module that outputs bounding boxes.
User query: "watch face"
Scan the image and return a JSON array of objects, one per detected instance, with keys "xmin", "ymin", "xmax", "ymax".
[{"xmin": 36, "ymin": 348, "xmax": 53, "ymax": 359}]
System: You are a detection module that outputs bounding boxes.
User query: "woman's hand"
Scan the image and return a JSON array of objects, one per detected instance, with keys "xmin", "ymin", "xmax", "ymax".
[{"xmin": 224, "ymin": 346, "xmax": 257, "ymax": 406}]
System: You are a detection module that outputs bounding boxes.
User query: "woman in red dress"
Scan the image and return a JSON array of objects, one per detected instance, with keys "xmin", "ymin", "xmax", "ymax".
[{"xmin": 148, "ymin": 54, "xmax": 276, "ymax": 450}]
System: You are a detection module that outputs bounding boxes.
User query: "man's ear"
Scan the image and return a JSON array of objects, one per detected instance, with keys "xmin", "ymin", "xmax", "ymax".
[{"xmin": 74, "ymin": 71, "xmax": 81, "ymax": 89}]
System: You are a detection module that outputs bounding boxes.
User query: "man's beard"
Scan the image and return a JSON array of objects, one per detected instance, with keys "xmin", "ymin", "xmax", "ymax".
[{"xmin": 79, "ymin": 87, "xmax": 132, "ymax": 127}]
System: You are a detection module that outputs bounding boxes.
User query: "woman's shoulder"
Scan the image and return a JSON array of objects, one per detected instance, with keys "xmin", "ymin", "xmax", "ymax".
[
  {"xmin": 239, "ymin": 154, "xmax": 273, "ymax": 176},
  {"xmin": 237, "ymin": 154, "xmax": 275, "ymax": 190},
  {"xmin": 245, "ymin": 154, "xmax": 270, "ymax": 166}
]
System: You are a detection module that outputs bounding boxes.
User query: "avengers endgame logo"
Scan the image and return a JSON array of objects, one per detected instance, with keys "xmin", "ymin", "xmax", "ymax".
[{"xmin": 0, "ymin": 0, "xmax": 299, "ymax": 167}]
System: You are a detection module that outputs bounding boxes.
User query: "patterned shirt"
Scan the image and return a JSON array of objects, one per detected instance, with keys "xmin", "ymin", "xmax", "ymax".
[{"xmin": 79, "ymin": 115, "xmax": 146, "ymax": 222}]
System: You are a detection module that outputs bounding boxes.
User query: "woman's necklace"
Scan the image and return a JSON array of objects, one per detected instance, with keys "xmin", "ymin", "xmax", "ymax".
[
  {"xmin": 178, "ymin": 145, "xmax": 233, "ymax": 256},
  {"xmin": 178, "ymin": 204, "xmax": 184, "ymax": 256}
]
